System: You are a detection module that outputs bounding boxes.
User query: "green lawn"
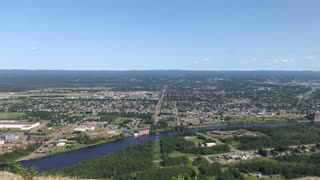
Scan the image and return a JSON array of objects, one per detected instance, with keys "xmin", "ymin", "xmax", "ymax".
[
  {"xmin": 100, "ymin": 114, "xmax": 128, "ymax": 125},
  {"xmin": 153, "ymin": 141, "xmax": 162, "ymax": 160},
  {"xmin": 168, "ymin": 151, "xmax": 194, "ymax": 158},
  {"xmin": 0, "ymin": 112, "xmax": 25, "ymax": 119},
  {"xmin": 185, "ymin": 136, "xmax": 204, "ymax": 144},
  {"xmin": 110, "ymin": 117, "xmax": 124, "ymax": 125},
  {"xmin": 167, "ymin": 120, "xmax": 177, "ymax": 126},
  {"xmin": 40, "ymin": 125, "xmax": 63, "ymax": 135},
  {"xmin": 226, "ymin": 140, "xmax": 240, "ymax": 148}
]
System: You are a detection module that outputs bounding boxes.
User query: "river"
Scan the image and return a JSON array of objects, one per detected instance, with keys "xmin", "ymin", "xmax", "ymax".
[{"xmin": 21, "ymin": 122, "xmax": 303, "ymax": 172}]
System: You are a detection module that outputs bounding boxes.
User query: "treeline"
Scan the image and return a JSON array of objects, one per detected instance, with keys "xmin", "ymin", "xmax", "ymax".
[
  {"xmin": 126, "ymin": 166, "xmax": 196, "ymax": 180},
  {"xmin": 194, "ymin": 157, "xmax": 244, "ymax": 180},
  {"xmin": 160, "ymin": 135, "xmax": 230, "ymax": 155},
  {"xmin": 161, "ymin": 155, "xmax": 189, "ymax": 166},
  {"xmin": 0, "ymin": 143, "xmax": 41, "ymax": 165},
  {"xmin": 238, "ymin": 153, "xmax": 320, "ymax": 179},
  {"xmin": 222, "ymin": 125, "xmax": 320, "ymax": 150},
  {"xmin": 24, "ymin": 111, "xmax": 66, "ymax": 120},
  {"xmin": 46, "ymin": 140, "xmax": 246, "ymax": 179}
]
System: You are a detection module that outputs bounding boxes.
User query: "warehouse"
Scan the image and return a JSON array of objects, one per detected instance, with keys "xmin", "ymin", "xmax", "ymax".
[{"xmin": 0, "ymin": 120, "xmax": 40, "ymax": 130}]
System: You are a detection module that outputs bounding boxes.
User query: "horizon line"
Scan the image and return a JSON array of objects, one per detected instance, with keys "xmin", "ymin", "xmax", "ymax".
[{"xmin": 0, "ymin": 69, "xmax": 320, "ymax": 72}]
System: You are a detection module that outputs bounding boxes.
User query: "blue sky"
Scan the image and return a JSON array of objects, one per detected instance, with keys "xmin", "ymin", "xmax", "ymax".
[{"xmin": 0, "ymin": 0, "xmax": 319, "ymax": 70}]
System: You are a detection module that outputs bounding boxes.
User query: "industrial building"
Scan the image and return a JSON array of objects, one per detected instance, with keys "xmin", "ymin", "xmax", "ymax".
[
  {"xmin": 5, "ymin": 134, "xmax": 19, "ymax": 141},
  {"xmin": 134, "ymin": 128, "xmax": 150, "ymax": 137},
  {"xmin": 73, "ymin": 126, "xmax": 95, "ymax": 132},
  {"xmin": 315, "ymin": 111, "xmax": 320, "ymax": 122},
  {"xmin": 0, "ymin": 120, "xmax": 40, "ymax": 130}
]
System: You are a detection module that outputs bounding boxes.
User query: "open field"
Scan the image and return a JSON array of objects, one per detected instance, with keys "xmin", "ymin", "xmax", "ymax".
[
  {"xmin": 153, "ymin": 141, "xmax": 161, "ymax": 160},
  {"xmin": 0, "ymin": 112, "xmax": 25, "ymax": 119},
  {"xmin": 168, "ymin": 151, "xmax": 196, "ymax": 158},
  {"xmin": 185, "ymin": 136, "xmax": 205, "ymax": 144},
  {"xmin": 0, "ymin": 99, "xmax": 22, "ymax": 104}
]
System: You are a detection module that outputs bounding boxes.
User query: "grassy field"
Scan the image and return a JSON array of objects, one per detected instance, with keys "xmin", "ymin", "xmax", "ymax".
[
  {"xmin": 39, "ymin": 125, "xmax": 63, "ymax": 135},
  {"xmin": 110, "ymin": 117, "xmax": 123, "ymax": 125},
  {"xmin": 168, "ymin": 151, "xmax": 195, "ymax": 158},
  {"xmin": 166, "ymin": 120, "xmax": 177, "ymax": 126},
  {"xmin": 63, "ymin": 93, "xmax": 93, "ymax": 97},
  {"xmin": 0, "ymin": 99, "xmax": 22, "ymax": 105},
  {"xmin": 100, "ymin": 114, "xmax": 126, "ymax": 125},
  {"xmin": 0, "ymin": 112, "xmax": 25, "ymax": 119},
  {"xmin": 153, "ymin": 141, "xmax": 161, "ymax": 160},
  {"xmin": 226, "ymin": 139, "xmax": 240, "ymax": 148},
  {"xmin": 185, "ymin": 136, "xmax": 204, "ymax": 144}
]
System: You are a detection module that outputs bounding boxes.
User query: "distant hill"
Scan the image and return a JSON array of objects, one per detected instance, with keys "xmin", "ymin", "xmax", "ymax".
[{"xmin": 1, "ymin": 70, "xmax": 320, "ymax": 92}]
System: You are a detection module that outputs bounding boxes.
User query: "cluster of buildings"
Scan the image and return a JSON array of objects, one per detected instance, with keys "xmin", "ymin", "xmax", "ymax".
[
  {"xmin": 95, "ymin": 90, "xmax": 160, "ymax": 100},
  {"xmin": 163, "ymin": 81, "xmax": 320, "ymax": 125},
  {"xmin": 0, "ymin": 134, "xmax": 20, "ymax": 145},
  {"xmin": 0, "ymin": 132, "xmax": 35, "ymax": 155},
  {"xmin": 9, "ymin": 98, "xmax": 157, "ymax": 115}
]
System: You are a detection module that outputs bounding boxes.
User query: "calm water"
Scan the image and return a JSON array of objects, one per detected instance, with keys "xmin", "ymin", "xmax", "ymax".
[{"xmin": 22, "ymin": 122, "xmax": 302, "ymax": 172}]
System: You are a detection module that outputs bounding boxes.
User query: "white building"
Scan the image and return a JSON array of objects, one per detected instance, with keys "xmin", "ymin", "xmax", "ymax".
[
  {"xmin": 0, "ymin": 121, "xmax": 40, "ymax": 130},
  {"xmin": 73, "ymin": 127, "xmax": 87, "ymax": 132},
  {"xmin": 73, "ymin": 126, "xmax": 95, "ymax": 132},
  {"xmin": 133, "ymin": 133, "xmax": 139, "ymax": 138},
  {"xmin": 205, "ymin": 143, "xmax": 217, "ymax": 147},
  {"xmin": 57, "ymin": 142, "xmax": 66, "ymax": 147}
]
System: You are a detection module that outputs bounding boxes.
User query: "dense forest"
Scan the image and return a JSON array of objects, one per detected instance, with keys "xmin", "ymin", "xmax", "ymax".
[
  {"xmin": 238, "ymin": 152, "xmax": 320, "ymax": 179},
  {"xmin": 46, "ymin": 141, "xmax": 244, "ymax": 180},
  {"xmin": 222, "ymin": 125, "xmax": 320, "ymax": 150},
  {"xmin": 47, "ymin": 142, "xmax": 155, "ymax": 179}
]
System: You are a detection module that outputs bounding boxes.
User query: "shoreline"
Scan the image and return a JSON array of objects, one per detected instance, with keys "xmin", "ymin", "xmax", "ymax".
[
  {"xmin": 17, "ymin": 134, "xmax": 129, "ymax": 162},
  {"xmin": 17, "ymin": 120, "xmax": 308, "ymax": 162}
]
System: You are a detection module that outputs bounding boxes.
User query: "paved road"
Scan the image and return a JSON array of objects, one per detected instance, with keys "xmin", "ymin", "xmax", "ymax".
[{"xmin": 154, "ymin": 85, "xmax": 167, "ymax": 124}]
